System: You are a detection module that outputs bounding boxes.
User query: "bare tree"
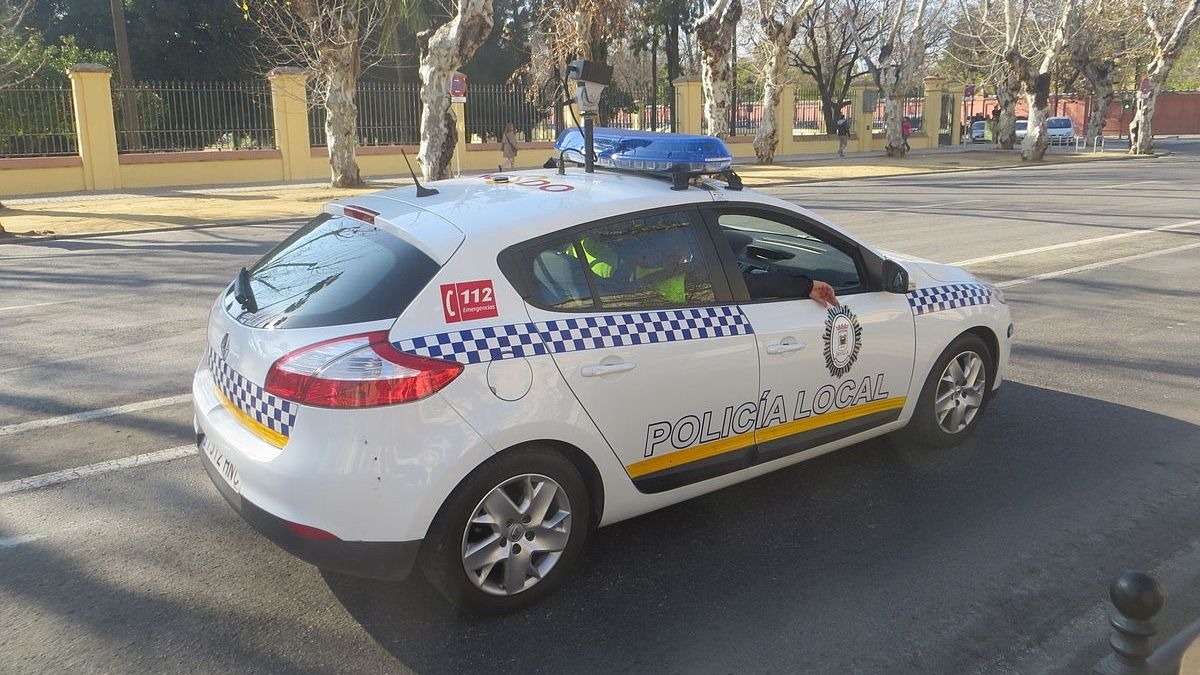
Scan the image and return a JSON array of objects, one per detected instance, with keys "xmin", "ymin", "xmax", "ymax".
[
  {"xmin": 243, "ymin": 0, "xmax": 392, "ymax": 187},
  {"xmin": 1130, "ymin": 0, "xmax": 1200, "ymax": 153},
  {"xmin": 849, "ymin": 0, "xmax": 942, "ymax": 157},
  {"xmin": 416, "ymin": 0, "xmax": 493, "ymax": 181},
  {"xmin": 1, "ymin": 0, "xmax": 36, "ymax": 214},
  {"xmin": 951, "ymin": 0, "xmax": 1074, "ymax": 157},
  {"xmin": 1005, "ymin": 0, "xmax": 1075, "ymax": 161},
  {"xmin": 1, "ymin": 0, "xmax": 37, "ymax": 87},
  {"xmin": 749, "ymin": 0, "xmax": 820, "ymax": 163},
  {"xmin": 945, "ymin": 0, "xmax": 1017, "ymax": 147},
  {"xmin": 695, "ymin": 0, "xmax": 742, "ymax": 137},
  {"xmin": 1067, "ymin": 0, "xmax": 1149, "ymax": 143},
  {"xmin": 791, "ymin": 0, "xmax": 876, "ymax": 135}
]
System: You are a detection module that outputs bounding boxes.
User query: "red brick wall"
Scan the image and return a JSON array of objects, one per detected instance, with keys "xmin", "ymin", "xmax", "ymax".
[{"xmin": 959, "ymin": 92, "xmax": 1200, "ymax": 136}]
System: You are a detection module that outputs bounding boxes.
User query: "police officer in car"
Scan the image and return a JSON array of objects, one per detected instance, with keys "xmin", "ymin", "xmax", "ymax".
[{"xmin": 579, "ymin": 229, "xmax": 839, "ymax": 308}]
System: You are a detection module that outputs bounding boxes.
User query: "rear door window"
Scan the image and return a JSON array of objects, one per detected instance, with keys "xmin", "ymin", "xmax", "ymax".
[
  {"xmin": 232, "ymin": 214, "xmax": 439, "ymax": 329},
  {"xmin": 514, "ymin": 210, "xmax": 721, "ymax": 312}
]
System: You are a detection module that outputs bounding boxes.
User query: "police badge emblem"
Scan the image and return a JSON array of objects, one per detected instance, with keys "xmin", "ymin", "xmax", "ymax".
[{"xmin": 823, "ymin": 305, "xmax": 862, "ymax": 377}]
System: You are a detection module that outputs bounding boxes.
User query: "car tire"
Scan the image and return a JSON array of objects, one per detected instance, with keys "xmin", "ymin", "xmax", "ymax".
[
  {"xmin": 420, "ymin": 445, "xmax": 592, "ymax": 614},
  {"xmin": 906, "ymin": 333, "xmax": 993, "ymax": 448}
]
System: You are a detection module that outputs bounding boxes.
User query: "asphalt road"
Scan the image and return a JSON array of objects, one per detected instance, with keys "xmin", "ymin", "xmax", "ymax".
[{"xmin": 3, "ymin": 140, "xmax": 1200, "ymax": 674}]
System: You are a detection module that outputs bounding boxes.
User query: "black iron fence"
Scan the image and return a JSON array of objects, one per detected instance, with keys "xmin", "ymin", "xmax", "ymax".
[
  {"xmin": 112, "ymin": 80, "xmax": 275, "ymax": 153},
  {"xmin": 731, "ymin": 79, "xmax": 762, "ymax": 136},
  {"xmin": 465, "ymin": 84, "xmax": 557, "ymax": 144},
  {"xmin": 872, "ymin": 92, "xmax": 926, "ymax": 133},
  {"xmin": 308, "ymin": 81, "xmax": 423, "ymax": 147},
  {"xmin": 793, "ymin": 85, "xmax": 832, "ymax": 135},
  {"xmin": 0, "ymin": 85, "xmax": 78, "ymax": 158}
]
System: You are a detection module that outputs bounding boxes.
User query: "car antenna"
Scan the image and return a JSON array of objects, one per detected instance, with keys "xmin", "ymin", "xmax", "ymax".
[{"xmin": 400, "ymin": 148, "xmax": 438, "ymax": 198}]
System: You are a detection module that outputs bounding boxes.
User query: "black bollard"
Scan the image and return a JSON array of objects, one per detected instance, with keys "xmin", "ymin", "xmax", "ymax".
[{"xmin": 1094, "ymin": 570, "xmax": 1165, "ymax": 675}]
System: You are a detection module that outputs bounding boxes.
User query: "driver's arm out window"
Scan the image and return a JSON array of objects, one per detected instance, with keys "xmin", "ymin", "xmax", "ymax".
[{"xmin": 717, "ymin": 213, "xmax": 862, "ymax": 300}]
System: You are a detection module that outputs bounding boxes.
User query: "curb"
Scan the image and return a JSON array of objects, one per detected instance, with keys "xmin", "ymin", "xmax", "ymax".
[
  {"xmin": 0, "ymin": 215, "xmax": 311, "ymax": 245},
  {"xmin": 741, "ymin": 150, "xmax": 1161, "ymax": 188}
]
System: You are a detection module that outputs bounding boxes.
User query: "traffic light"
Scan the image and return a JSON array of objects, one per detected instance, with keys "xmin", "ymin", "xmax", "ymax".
[{"xmin": 1122, "ymin": 99, "xmax": 1132, "ymax": 109}]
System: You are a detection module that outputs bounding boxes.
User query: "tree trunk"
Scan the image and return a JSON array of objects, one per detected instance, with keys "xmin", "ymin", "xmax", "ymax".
[
  {"xmin": 996, "ymin": 72, "xmax": 1020, "ymax": 150},
  {"xmin": 666, "ymin": 18, "xmax": 681, "ymax": 80},
  {"xmin": 1130, "ymin": 84, "xmax": 1159, "ymax": 155},
  {"xmin": 696, "ymin": 0, "xmax": 742, "ymax": 138},
  {"xmin": 1085, "ymin": 76, "xmax": 1113, "ymax": 143},
  {"xmin": 884, "ymin": 92, "xmax": 905, "ymax": 157},
  {"xmin": 753, "ymin": 30, "xmax": 794, "ymax": 164},
  {"xmin": 1021, "ymin": 96, "xmax": 1049, "ymax": 161},
  {"xmin": 417, "ymin": 0, "xmax": 494, "ymax": 182},
  {"xmin": 323, "ymin": 54, "xmax": 363, "ymax": 188}
]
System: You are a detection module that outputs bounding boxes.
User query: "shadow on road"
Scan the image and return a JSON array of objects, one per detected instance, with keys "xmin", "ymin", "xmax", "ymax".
[{"xmin": 321, "ymin": 381, "xmax": 1200, "ymax": 674}]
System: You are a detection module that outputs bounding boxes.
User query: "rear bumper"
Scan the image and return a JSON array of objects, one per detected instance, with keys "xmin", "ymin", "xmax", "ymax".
[{"xmin": 198, "ymin": 434, "xmax": 421, "ymax": 582}]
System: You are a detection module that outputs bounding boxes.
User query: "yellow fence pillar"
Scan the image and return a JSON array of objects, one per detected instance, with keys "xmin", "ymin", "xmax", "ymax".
[
  {"xmin": 673, "ymin": 77, "xmax": 702, "ymax": 135},
  {"xmin": 923, "ymin": 76, "xmax": 947, "ymax": 150},
  {"xmin": 452, "ymin": 101, "xmax": 468, "ymax": 176},
  {"xmin": 68, "ymin": 64, "xmax": 120, "ymax": 191},
  {"xmin": 851, "ymin": 85, "xmax": 873, "ymax": 152},
  {"xmin": 268, "ymin": 67, "xmax": 311, "ymax": 182},
  {"xmin": 776, "ymin": 84, "xmax": 796, "ymax": 157}
]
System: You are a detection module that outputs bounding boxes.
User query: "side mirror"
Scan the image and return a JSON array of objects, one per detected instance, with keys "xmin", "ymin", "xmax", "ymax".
[{"xmin": 882, "ymin": 259, "xmax": 910, "ymax": 294}]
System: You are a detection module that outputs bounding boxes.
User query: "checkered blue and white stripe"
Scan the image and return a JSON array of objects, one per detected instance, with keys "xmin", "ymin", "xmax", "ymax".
[
  {"xmin": 396, "ymin": 306, "xmax": 753, "ymax": 365},
  {"xmin": 907, "ymin": 283, "xmax": 991, "ymax": 316},
  {"xmin": 207, "ymin": 348, "xmax": 297, "ymax": 438}
]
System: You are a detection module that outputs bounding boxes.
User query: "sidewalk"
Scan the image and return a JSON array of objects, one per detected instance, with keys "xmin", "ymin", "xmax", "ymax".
[{"xmin": 0, "ymin": 146, "xmax": 1146, "ymax": 239}]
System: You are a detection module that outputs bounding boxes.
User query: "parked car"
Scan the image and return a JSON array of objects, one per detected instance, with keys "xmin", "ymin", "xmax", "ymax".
[
  {"xmin": 195, "ymin": 128, "xmax": 1012, "ymax": 613},
  {"xmin": 1015, "ymin": 119, "xmax": 1028, "ymax": 140},
  {"xmin": 971, "ymin": 120, "xmax": 988, "ymax": 142},
  {"xmin": 1046, "ymin": 116, "xmax": 1076, "ymax": 145}
]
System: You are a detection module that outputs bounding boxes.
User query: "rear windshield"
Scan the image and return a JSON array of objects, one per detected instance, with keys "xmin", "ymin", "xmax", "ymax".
[
  {"xmin": 231, "ymin": 214, "xmax": 439, "ymax": 329},
  {"xmin": 1048, "ymin": 118, "xmax": 1073, "ymax": 129}
]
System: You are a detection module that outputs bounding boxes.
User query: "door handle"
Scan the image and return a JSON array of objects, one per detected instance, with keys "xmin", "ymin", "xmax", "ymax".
[
  {"xmin": 581, "ymin": 362, "xmax": 637, "ymax": 377},
  {"xmin": 766, "ymin": 341, "xmax": 806, "ymax": 355}
]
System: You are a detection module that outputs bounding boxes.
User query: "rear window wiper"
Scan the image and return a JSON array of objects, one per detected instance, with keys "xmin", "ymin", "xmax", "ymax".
[{"xmin": 234, "ymin": 267, "xmax": 259, "ymax": 313}]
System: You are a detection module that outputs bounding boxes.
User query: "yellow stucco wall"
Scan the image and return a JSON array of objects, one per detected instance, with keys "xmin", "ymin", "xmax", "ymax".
[
  {"xmin": 118, "ymin": 153, "xmax": 286, "ymax": 189},
  {"xmin": 0, "ymin": 160, "xmax": 87, "ymax": 197}
]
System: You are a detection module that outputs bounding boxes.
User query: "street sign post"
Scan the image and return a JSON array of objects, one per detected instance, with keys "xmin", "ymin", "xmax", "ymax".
[{"xmin": 451, "ymin": 73, "xmax": 468, "ymax": 103}]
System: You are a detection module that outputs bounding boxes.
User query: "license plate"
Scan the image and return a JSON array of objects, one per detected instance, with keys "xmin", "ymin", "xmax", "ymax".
[{"xmin": 202, "ymin": 435, "xmax": 241, "ymax": 494}]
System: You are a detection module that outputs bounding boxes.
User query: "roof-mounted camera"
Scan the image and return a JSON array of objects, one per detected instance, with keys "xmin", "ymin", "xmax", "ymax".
[{"xmin": 565, "ymin": 60, "xmax": 613, "ymax": 173}]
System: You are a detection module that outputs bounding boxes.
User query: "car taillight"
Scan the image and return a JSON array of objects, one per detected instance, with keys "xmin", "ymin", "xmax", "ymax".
[{"xmin": 264, "ymin": 331, "xmax": 462, "ymax": 408}]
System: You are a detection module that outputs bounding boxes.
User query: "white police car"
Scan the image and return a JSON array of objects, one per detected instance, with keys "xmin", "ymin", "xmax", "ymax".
[{"xmin": 194, "ymin": 129, "xmax": 1012, "ymax": 613}]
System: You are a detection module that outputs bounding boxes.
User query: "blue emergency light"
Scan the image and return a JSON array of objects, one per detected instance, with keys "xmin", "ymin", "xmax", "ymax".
[{"xmin": 555, "ymin": 128, "xmax": 734, "ymax": 175}]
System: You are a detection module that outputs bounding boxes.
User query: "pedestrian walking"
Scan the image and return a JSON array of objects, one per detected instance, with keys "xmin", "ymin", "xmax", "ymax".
[
  {"xmin": 501, "ymin": 122, "xmax": 519, "ymax": 170},
  {"xmin": 835, "ymin": 112, "xmax": 850, "ymax": 157},
  {"xmin": 901, "ymin": 117, "xmax": 912, "ymax": 152}
]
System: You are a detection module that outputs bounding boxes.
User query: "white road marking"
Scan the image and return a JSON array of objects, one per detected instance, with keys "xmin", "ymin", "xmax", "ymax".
[
  {"xmin": 0, "ymin": 394, "xmax": 192, "ymax": 437},
  {"xmin": 951, "ymin": 218, "xmax": 1200, "ymax": 266},
  {"xmin": 995, "ymin": 241, "xmax": 1200, "ymax": 289},
  {"xmin": 0, "ymin": 534, "xmax": 47, "ymax": 548},
  {"xmin": 1090, "ymin": 179, "xmax": 1160, "ymax": 190},
  {"xmin": 0, "ymin": 300, "xmax": 74, "ymax": 312},
  {"xmin": 0, "ymin": 445, "xmax": 196, "ymax": 496},
  {"xmin": 878, "ymin": 199, "xmax": 984, "ymax": 212}
]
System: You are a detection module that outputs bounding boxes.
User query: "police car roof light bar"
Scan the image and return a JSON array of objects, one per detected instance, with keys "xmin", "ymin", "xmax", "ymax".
[{"xmin": 554, "ymin": 127, "xmax": 739, "ymax": 189}]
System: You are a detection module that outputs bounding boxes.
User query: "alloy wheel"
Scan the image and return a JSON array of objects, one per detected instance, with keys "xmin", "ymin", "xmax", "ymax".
[
  {"xmin": 934, "ymin": 350, "xmax": 987, "ymax": 434},
  {"xmin": 461, "ymin": 473, "xmax": 572, "ymax": 596}
]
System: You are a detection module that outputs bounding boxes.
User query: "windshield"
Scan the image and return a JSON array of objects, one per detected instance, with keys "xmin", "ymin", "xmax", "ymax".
[
  {"xmin": 1048, "ymin": 118, "xmax": 1073, "ymax": 129},
  {"xmin": 1016, "ymin": 121, "xmax": 1028, "ymax": 130},
  {"xmin": 972, "ymin": 121, "xmax": 985, "ymax": 130},
  {"xmin": 231, "ymin": 214, "xmax": 439, "ymax": 329}
]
